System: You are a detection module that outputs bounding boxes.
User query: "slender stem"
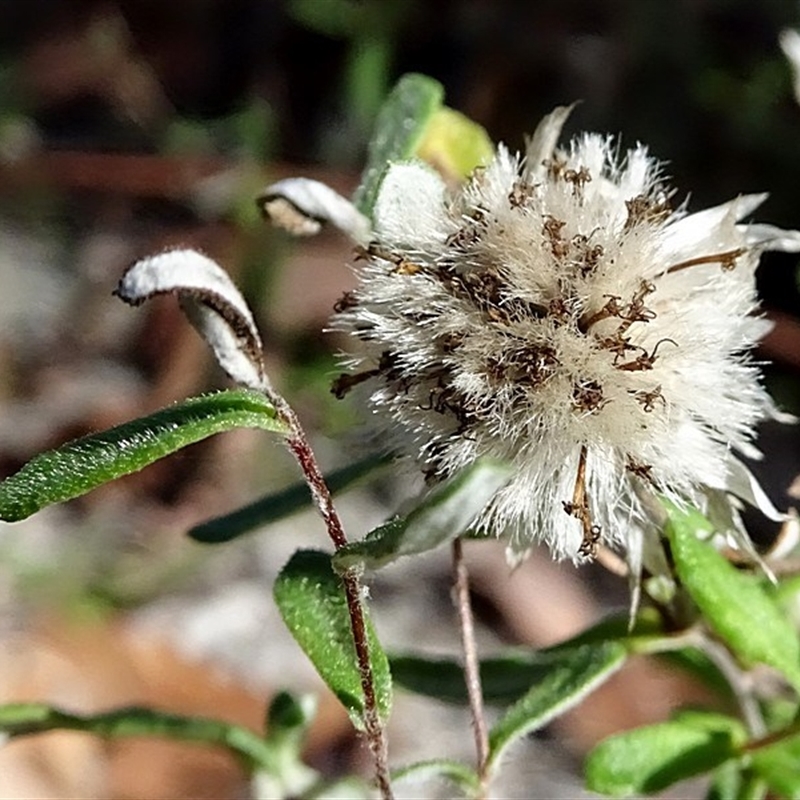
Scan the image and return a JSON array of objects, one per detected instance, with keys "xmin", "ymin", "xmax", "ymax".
[
  {"xmin": 741, "ymin": 719, "xmax": 800, "ymax": 753},
  {"xmin": 286, "ymin": 432, "xmax": 347, "ymax": 549},
  {"xmin": 636, "ymin": 628, "xmax": 767, "ymax": 739},
  {"xmin": 698, "ymin": 636, "xmax": 766, "ymax": 738},
  {"xmin": 452, "ymin": 538, "xmax": 490, "ymax": 797},
  {"xmin": 341, "ymin": 567, "xmax": 392, "ymax": 800},
  {"xmin": 274, "ymin": 399, "xmax": 393, "ymax": 799}
]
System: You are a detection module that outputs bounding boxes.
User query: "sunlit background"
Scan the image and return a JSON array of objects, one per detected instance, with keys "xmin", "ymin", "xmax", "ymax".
[{"xmin": 0, "ymin": 2, "xmax": 798, "ymax": 797}]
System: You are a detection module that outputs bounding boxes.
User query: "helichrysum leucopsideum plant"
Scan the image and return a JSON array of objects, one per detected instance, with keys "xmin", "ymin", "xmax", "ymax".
[{"xmin": 1, "ymin": 74, "xmax": 800, "ymax": 799}]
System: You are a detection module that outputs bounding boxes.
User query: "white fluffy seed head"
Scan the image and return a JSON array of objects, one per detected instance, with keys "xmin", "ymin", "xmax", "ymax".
[{"xmin": 332, "ymin": 114, "xmax": 800, "ymax": 566}]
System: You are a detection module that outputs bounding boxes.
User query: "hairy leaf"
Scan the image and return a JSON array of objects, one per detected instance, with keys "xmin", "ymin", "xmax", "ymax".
[
  {"xmin": 585, "ymin": 712, "xmax": 745, "ymax": 797},
  {"xmin": 0, "ymin": 390, "xmax": 287, "ymax": 521},
  {"xmin": 273, "ymin": 550, "xmax": 391, "ymax": 728},
  {"xmin": 487, "ymin": 642, "xmax": 626, "ymax": 769},
  {"xmin": 190, "ymin": 453, "xmax": 390, "ymax": 544},
  {"xmin": 353, "ymin": 73, "xmax": 443, "ymax": 216},
  {"xmin": 117, "ymin": 249, "xmax": 267, "ymax": 390},
  {"xmin": 257, "ymin": 177, "xmax": 371, "ymax": 243},
  {"xmin": 392, "ymin": 759, "xmax": 480, "ymax": 796},
  {"xmin": 665, "ymin": 505, "xmax": 800, "ymax": 691},
  {"xmin": 333, "ymin": 460, "xmax": 512, "ymax": 572}
]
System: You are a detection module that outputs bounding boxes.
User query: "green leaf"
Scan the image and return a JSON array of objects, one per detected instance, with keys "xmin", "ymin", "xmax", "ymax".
[
  {"xmin": 0, "ymin": 390, "xmax": 287, "ymax": 522},
  {"xmin": 750, "ymin": 729, "xmax": 800, "ymax": 798},
  {"xmin": 0, "ymin": 702, "xmax": 274, "ymax": 770},
  {"xmin": 392, "ymin": 759, "xmax": 480, "ymax": 796},
  {"xmin": 265, "ymin": 691, "xmax": 316, "ymax": 740},
  {"xmin": 391, "ymin": 611, "xmax": 667, "ymax": 705},
  {"xmin": 353, "ymin": 73, "xmax": 443, "ymax": 216},
  {"xmin": 286, "ymin": 0, "xmax": 358, "ymax": 38},
  {"xmin": 189, "ymin": 453, "xmax": 390, "ymax": 544},
  {"xmin": 487, "ymin": 642, "xmax": 627, "ymax": 769},
  {"xmin": 333, "ymin": 460, "xmax": 512, "ymax": 572},
  {"xmin": 585, "ymin": 711, "xmax": 746, "ymax": 797},
  {"xmin": 705, "ymin": 761, "xmax": 768, "ymax": 800},
  {"xmin": 273, "ymin": 550, "xmax": 391, "ymax": 728},
  {"xmin": 665, "ymin": 505, "xmax": 800, "ymax": 691},
  {"xmin": 705, "ymin": 760, "xmax": 745, "ymax": 800},
  {"xmin": 0, "ymin": 390, "xmax": 285, "ymax": 520},
  {"xmin": 392, "ymin": 643, "xmax": 621, "ymax": 707},
  {"xmin": 256, "ymin": 692, "xmax": 320, "ymax": 799},
  {"xmin": 415, "ymin": 107, "xmax": 494, "ymax": 181}
]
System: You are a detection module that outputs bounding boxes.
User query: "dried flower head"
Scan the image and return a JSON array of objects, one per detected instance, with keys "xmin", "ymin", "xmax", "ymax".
[{"xmin": 331, "ymin": 107, "xmax": 800, "ymax": 570}]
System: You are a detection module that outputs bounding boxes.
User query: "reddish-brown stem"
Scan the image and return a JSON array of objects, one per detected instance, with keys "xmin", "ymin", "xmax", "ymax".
[
  {"xmin": 286, "ymin": 432, "xmax": 348, "ymax": 550},
  {"xmin": 452, "ymin": 538, "xmax": 490, "ymax": 797},
  {"xmin": 275, "ymin": 399, "xmax": 393, "ymax": 799},
  {"xmin": 341, "ymin": 567, "xmax": 393, "ymax": 800}
]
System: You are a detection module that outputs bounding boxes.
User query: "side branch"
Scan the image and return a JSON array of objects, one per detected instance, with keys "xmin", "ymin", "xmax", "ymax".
[{"xmin": 453, "ymin": 538, "xmax": 490, "ymax": 796}]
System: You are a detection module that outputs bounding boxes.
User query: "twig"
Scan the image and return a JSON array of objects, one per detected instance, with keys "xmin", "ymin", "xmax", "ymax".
[
  {"xmin": 452, "ymin": 538, "xmax": 490, "ymax": 797},
  {"xmin": 635, "ymin": 628, "xmax": 767, "ymax": 739},
  {"xmin": 697, "ymin": 636, "xmax": 766, "ymax": 738},
  {"xmin": 276, "ymin": 399, "xmax": 393, "ymax": 799}
]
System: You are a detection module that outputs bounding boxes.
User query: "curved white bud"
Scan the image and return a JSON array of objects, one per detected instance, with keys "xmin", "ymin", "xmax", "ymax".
[
  {"xmin": 258, "ymin": 178, "xmax": 371, "ymax": 244},
  {"xmin": 373, "ymin": 162, "xmax": 448, "ymax": 248},
  {"xmin": 116, "ymin": 248, "xmax": 266, "ymax": 390}
]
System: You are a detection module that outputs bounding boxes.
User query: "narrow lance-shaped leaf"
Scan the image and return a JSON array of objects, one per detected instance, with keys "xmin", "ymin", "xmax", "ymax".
[
  {"xmin": 391, "ymin": 645, "xmax": 619, "ymax": 707},
  {"xmin": 352, "ymin": 72, "xmax": 444, "ymax": 216},
  {"xmin": 665, "ymin": 504, "xmax": 800, "ymax": 691},
  {"xmin": 391, "ymin": 609, "xmax": 666, "ymax": 706},
  {"xmin": 0, "ymin": 390, "xmax": 287, "ymax": 522},
  {"xmin": 0, "ymin": 702, "xmax": 275, "ymax": 771},
  {"xmin": 273, "ymin": 550, "xmax": 392, "ymax": 729},
  {"xmin": 116, "ymin": 248, "xmax": 268, "ymax": 391},
  {"xmin": 332, "ymin": 459, "xmax": 513, "ymax": 572},
  {"xmin": 189, "ymin": 452, "xmax": 391, "ymax": 544},
  {"xmin": 487, "ymin": 641, "xmax": 627, "ymax": 770},
  {"xmin": 585, "ymin": 711, "xmax": 746, "ymax": 797}
]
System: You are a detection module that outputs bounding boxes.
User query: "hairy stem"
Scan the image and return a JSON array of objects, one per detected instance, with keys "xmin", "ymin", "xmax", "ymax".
[
  {"xmin": 341, "ymin": 567, "xmax": 392, "ymax": 800},
  {"xmin": 452, "ymin": 538, "xmax": 490, "ymax": 796},
  {"xmin": 275, "ymin": 399, "xmax": 393, "ymax": 799}
]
